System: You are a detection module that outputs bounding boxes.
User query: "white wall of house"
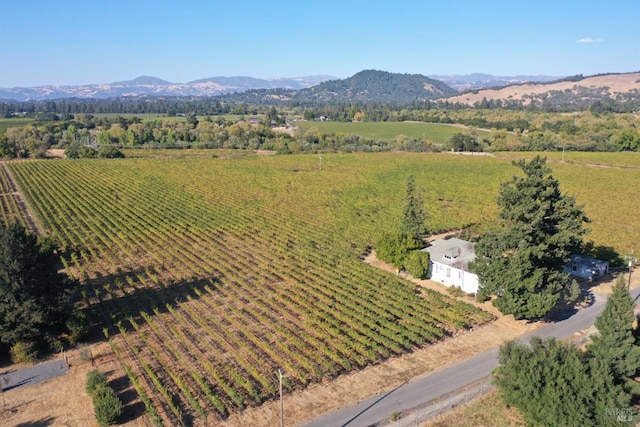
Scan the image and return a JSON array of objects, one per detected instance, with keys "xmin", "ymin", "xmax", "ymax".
[{"xmin": 430, "ymin": 261, "xmax": 479, "ymax": 294}]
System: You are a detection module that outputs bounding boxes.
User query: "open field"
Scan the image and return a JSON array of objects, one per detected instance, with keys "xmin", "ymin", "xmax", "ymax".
[
  {"xmin": 0, "ymin": 117, "xmax": 34, "ymax": 129},
  {"xmin": 495, "ymin": 150, "xmax": 640, "ymax": 169},
  {"xmin": 294, "ymin": 120, "xmax": 490, "ymax": 143},
  {"xmin": 2, "ymin": 151, "xmax": 640, "ymax": 425}
]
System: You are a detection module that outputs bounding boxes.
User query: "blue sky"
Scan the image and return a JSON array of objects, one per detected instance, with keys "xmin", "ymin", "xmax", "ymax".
[{"xmin": 1, "ymin": 0, "xmax": 638, "ymax": 87}]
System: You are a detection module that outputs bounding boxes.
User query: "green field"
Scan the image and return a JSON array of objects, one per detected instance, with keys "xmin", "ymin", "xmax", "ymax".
[
  {"xmin": 294, "ymin": 120, "xmax": 490, "ymax": 143},
  {"xmin": 0, "ymin": 117, "xmax": 34, "ymax": 130},
  {"xmin": 496, "ymin": 150, "xmax": 640, "ymax": 169},
  {"xmin": 2, "ymin": 151, "xmax": 639, "ymax": 425}
]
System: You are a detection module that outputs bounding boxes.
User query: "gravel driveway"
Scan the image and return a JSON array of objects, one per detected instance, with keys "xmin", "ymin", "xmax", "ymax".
[{"xmin": 0, "ymin": 359, "xmax": 69, "ymax": 392}]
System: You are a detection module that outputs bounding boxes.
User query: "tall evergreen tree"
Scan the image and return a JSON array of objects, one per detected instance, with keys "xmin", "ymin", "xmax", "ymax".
[
  {"xmin": 472, "ymin": 156, "xmax": 589, "ymax": 320},
  {"xmin": 588, "ymin": 275, "xmax": 640, "ymax": 384},
  {"xmin": 494, "ymin": 336, "xmax": 633, "ymax": 427},
  {"xmin": 0, "ymin": 222, "xmax": 75, "ymax": 350},
  {"xmin": 400, "ymin": 175, "xmax": 427, "ymax": 242},
  {"xmin": 495, "ymin": 337, "xmax": 594, "ymax": 426}
]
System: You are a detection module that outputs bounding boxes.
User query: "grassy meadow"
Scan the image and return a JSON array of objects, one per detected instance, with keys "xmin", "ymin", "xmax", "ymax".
[
  {"xmin": 293, "ymin": 120, "xmax": 490, "ymax": 143},
  {"xmin": 0, "ymin": 117, "xmax": 35, "ymax": 130}
]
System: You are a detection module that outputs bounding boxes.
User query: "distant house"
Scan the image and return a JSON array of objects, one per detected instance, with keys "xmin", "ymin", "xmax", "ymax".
[
  {"xmin": 563, "ymin": 254, "xmax": 609, "ymax": 280},
  {"xmin": 423, "ymin": 237, "xmax": 479, "ymax": 294}
]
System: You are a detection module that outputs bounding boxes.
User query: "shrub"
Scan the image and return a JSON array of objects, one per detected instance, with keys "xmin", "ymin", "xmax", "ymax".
[
  {"xmin": 86, "ymin": 369, "xmax": 108, "ymax": 395},
  {"xmin": 79, "ymin": 145, "xmax": 97, "ymax": 158},
  {"xmin": 404, "ymin": 250, "xmax": 430, "ymax": 279},
  {"xmin": 10, "ymin": 341, "xmax": 38, "ymax": 364},
  {"xmin": 376, "ymin": 231, "xmax": 420, "ymax": 270},
  {"xmin": 97, "ymin": 145, "xmax": 125, "ymax": 158},
  {"xmin": 66, "ymin": 309, "xmax": 90, "ymax": 345},
  {"xmin": 86, "ymin": 370, "xmax": 122, "ymax": 426},
  {"xmin": 93, "ymin": 384, "xmax": 123, "ymax": 426},
  {"xmin": 447, "ymin": 286, "xmax": 467, "ymax": 297}
]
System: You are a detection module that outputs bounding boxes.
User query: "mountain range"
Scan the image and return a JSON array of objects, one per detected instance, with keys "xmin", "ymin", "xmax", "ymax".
[
  {"xmin": 0, "ymin": 72, "xmax": 561, "ymax": 102},
  {"xmin": 0, "ymin": 75, "xmax": 336, "ymax": 102}
]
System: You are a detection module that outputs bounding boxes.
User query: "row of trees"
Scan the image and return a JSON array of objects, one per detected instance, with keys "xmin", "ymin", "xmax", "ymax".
[
  {"xmin": 470, "ymin": 156, "xmax": 638, "ymax": 423},
  {"xmin": 2, "ymin": 104, "xmax": 640, "ymax": 158},
  {"xmin": 376, "ymin": 176, "xmax": 430, "ymax": 279}
]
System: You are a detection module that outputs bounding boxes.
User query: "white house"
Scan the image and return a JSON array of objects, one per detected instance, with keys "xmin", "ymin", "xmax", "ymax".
[{"xmin": 423, "ymin": 237, "xmax": 479, "ymax": 294}]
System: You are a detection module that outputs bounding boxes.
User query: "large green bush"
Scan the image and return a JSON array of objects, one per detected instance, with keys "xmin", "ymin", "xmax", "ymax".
[
  {"xmin": 404, "ymin": 250, "xmax": 430, "ymax": 279},
  {"xmin": 86, "ymin": 369, "xmax": 108, "ymax": 395},
  {"xmin": 86, "ymin": 369, "xmax": 123, "ymax": 426},
  {"xmin": 93, "ymin": 384, "xmax": 123, "ymax": 426},
  {"xmin": 376, "ymin": 231, "xmax": 420, "ymax": 270}
]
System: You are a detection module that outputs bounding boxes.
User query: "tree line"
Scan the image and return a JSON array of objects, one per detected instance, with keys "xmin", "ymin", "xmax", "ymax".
[{"xmin": 2, "ymin": 104, "xmax": 640, "ymax": 159}]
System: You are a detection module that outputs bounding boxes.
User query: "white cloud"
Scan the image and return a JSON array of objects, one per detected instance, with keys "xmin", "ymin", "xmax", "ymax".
[{"xmin": 577, "ymin": 37, "xmax": 603, "ymax": 43}]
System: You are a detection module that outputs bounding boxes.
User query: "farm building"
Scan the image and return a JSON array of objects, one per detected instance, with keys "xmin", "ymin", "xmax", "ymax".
[
  {"xmin": 423, "ymin": 237, "xmax": 479, "ymax": 294},
  {"xmin": 563, "ymin": 254, "xmax": 609, "ymax": 280}
]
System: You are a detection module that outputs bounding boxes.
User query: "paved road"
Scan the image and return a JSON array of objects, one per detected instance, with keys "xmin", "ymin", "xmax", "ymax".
[{"xmin": 304, "ymin": 287, "xmax": 640, "ymax": 427}]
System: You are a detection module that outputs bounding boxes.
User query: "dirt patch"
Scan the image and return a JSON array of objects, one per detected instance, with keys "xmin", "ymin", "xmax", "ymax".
[
  {"xmin": 0, "ymin": 342, "xmax": 144, "ymax": 427},
  {"xmin": 45, "ymin": 149, "xmax": 66, "ymax": 158},
  {"xmin": 255, "ymin": 149, "xmax": 278, "ymax": 156}
]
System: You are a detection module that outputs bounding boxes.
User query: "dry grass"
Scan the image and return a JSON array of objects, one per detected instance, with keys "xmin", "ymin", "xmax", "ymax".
[
  {"xmin": 424, "ymin": 389, "xmax": 525, "ymax": 427},
  {"xmin": 0, "ymin": 342, "xmax": 146, "ymax": 427},
  {"xmin": 445, "ymin": 72, "xmax": 640, "ymax": 105}
]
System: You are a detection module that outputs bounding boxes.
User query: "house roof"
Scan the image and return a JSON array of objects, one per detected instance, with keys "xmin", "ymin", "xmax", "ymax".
[{"xmin": 423, "ymin": 237, "xmax": 476, "ymax": 271}]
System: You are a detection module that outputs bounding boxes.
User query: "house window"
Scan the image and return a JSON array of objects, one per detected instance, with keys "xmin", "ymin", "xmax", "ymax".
[
  {"xmin": 446, "ymin": 268, "xmax": 451, "ymax": 278},
  {"xmin": 459, "ymin": 271, "xmax": 463, "ymax": 278},
  {"xmin": 572, "ymin": 265, "xmax": 577, "ymax": 271}
]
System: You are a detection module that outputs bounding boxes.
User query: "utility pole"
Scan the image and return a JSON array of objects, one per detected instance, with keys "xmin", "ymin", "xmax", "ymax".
[
  {"xmin": 319, "ymin": 153, "xmax": 322, "ymax": 172},
  {"xmin": 278, "ymin": 369, "xmax": 284, "ymax": 427},
  {"xmin": 628, "ymin": 251, "xmax": 636, "ymax": 290}
]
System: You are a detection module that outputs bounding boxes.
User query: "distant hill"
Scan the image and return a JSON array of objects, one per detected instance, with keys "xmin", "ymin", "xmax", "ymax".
[
  {"xmin": 428, "ymin": 73, "xmax": 562, "ymax": 91},
  {"xmin": 111, "ymin": 76, "xmax": 174, "ymax": 85},
  {"xmin": 0, "ymin": 75, "xmax": 336, "ymax": 101},
  {"xmin": 306, "ymin": 70, "xmax": 456, "ymax": 102},
  {"xmin": 217, "ymin": 70, "xmax": 457, "ymax": 105},
  {"xmin": 442, "ymin": 72, "xmax": 640, "ymax": 108}
]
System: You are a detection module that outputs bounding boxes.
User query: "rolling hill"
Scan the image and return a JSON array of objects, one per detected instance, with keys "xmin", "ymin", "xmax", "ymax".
[
  {"xmin": 442, "ymin": 72, "xmax": 640, "ymax": 108},
  {"xmin": 217, "ymin": 70, "xmax": 458, "ymax": 105}
]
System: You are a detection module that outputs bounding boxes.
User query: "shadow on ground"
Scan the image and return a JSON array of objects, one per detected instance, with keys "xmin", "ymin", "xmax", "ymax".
[{"xmin": 16, "ymin": 417, "xmax": 56, "ymax": 427}]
